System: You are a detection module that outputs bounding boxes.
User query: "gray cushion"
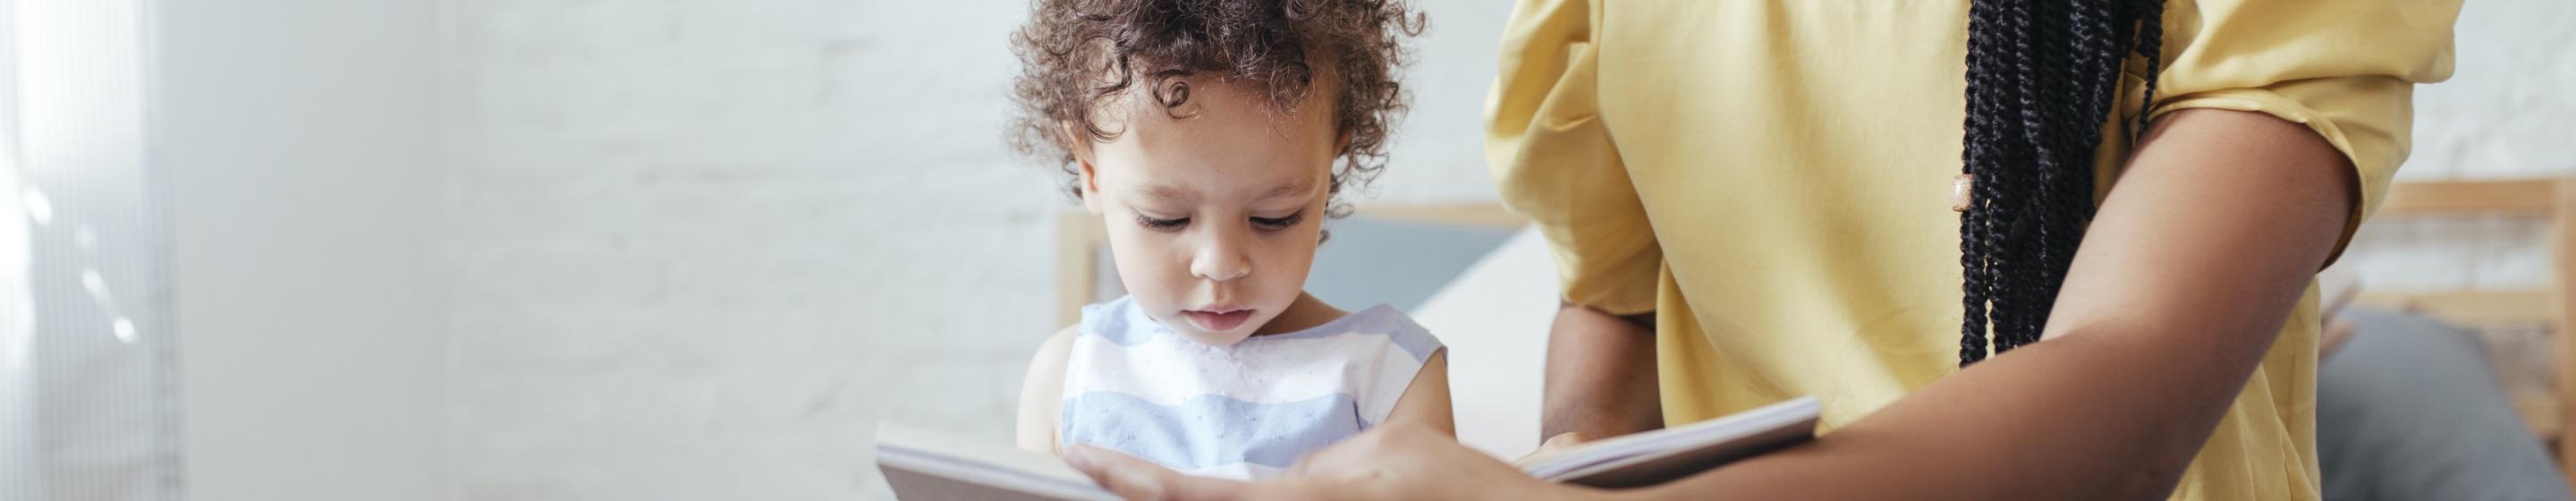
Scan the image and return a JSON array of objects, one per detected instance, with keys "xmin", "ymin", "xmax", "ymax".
[{"xmin": 2319, "ymin": 308, "xmax": 2572, "ymax": 501}]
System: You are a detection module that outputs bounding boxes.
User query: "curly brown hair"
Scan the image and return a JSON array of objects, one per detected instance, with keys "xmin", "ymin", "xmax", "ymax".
[{"xmin": 1007, "ymin": 0, "xmax": 1422, "ymax": 212}]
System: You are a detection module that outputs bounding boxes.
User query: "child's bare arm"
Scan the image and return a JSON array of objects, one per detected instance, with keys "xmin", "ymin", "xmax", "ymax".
[
  {"xmin": 1014, "ymin": 327, "xmax": 1079, "ymax": 454},
  {"xmin": 1382, "ymin": 350, "xmax": 1454, "ymax": 437}
]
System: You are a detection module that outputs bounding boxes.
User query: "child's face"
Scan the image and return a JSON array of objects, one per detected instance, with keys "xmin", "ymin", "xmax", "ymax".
[{"xmin": 1079, "ymin": 77, "xmax": 1340, "ymax": 346}]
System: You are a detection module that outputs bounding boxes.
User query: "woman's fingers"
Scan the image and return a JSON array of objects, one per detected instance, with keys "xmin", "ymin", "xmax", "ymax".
[
  {"xmin": 1284, "ymin": 422, "xmax": 1457, "ymax": 480},
  {"xmin": 1063, "ymin": 445, "xmax": 1249, "ymax": 501},
  {"xmin": 1286, "ymin": 423, "xmax": 1413, "ymax": 479},
  {"xmin": 1512, "ymin": 431, "xmax": 1594, "ymax": 468},
  {"xmin": 1288, "ymin": 423, "xmax": 1570, "ymax": 500},
  {"xmin": 1063, "ymin": 445, "xmax": 1170, "ymax": 500}
]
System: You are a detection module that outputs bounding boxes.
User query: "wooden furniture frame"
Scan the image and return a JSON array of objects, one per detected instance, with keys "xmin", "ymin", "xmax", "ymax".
[{"xmin": 2351, "ymin": 177, "xmax": 2576, "ymax": 485}]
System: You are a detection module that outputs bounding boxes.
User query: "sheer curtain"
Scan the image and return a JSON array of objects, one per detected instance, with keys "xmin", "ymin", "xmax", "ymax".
[
  {"xmin": 4, "ymin": 0, "xmax": 38, "ymax": 488},
  {"xmin": 4, "ymin": 1, "xmax": 38, "ymax": 497},
  {"xmin": 4, "ymin": 0, "xmax": 181, "ymax": 498}
]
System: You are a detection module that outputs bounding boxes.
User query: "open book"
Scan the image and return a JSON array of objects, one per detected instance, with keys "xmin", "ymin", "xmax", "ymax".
[
  {"xmin": 1521, "ymin": 396, "xmax": 1820, "ymax": 488},
  {"xmin": 875, "ymin": 425, "xmax": 1120, "ymax": 501},
  {"xmin": 874, "ymin": 396, "xmax": 1818, "ymax": 499}
]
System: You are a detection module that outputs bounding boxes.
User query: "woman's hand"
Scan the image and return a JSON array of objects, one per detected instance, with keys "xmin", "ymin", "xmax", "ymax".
[
  {"xmin": 1065, "ymin": 422, "xmax": 1607, "ymax": 501},
  {"xmin": 1512, "ymin": 431, "xmax": 1595, "ymax": 469}
]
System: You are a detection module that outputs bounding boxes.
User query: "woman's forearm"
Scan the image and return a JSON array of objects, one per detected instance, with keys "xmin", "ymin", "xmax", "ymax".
[
  {"xmin": 1626, "ymin": 326, "xmax": 2258, "ymax": 500},
  {"xmin": 1623, "ymin": 109, "xmax": 2356, "ymax": 500},
  {"xmin": 1540, "ymin": 303, "xmax": 1665, "ymax": 440}
]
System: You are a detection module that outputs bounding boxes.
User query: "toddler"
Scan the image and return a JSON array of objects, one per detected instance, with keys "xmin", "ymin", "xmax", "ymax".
[{"xmin": 1003, "ymin": 0, "xmax": 1448, "ymax": 480}]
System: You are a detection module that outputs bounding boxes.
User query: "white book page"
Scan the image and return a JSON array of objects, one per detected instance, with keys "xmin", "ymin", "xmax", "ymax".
[
  {"xmin": 1521, "ymin": 396, "xmax": 1820, "ymax": 484},
  {"xmin": 875, "ymin": 425, "xmax": 1117, "ymax": 501}
]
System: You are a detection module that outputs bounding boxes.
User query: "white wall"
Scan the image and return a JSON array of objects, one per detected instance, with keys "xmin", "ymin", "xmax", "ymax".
[
  {"xmin": 2336, "ymin": 0, "xmax": 2576, "ymax": 293},
  {"xmin": 440, "ymin": 1, "xmax": 1504, "ymax": 499},
  {"xmin": 2397, "ymin": 0, "xmax": 2576, "ymax": 183},
  {"xmin": 159, "ymin": 0, "xmax": 450, "ymax": 499}
]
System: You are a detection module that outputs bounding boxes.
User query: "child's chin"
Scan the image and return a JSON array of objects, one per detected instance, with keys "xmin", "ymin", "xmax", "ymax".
[{"xmin": 1172, "ymin": 328, "xmax": 1255, "ymax": 347}]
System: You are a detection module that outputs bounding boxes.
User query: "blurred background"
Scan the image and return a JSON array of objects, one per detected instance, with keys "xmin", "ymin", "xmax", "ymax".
[{"xmin": 0, "ymin": 0, "xmax": 2569, "ymax": 500}]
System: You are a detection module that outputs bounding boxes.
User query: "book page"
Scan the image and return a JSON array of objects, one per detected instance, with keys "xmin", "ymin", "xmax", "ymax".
[
  {"xmin": 1521, "ymin": 396, "xmax": 1819, "ymax": 488},
  {"xmin": 875, "ymin": 425, "xmax": 1117, "ymax": 501}
]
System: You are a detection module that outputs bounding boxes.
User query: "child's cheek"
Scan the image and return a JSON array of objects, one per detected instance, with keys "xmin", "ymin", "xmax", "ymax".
[
  {"xmin": 1101, "ymin": 225, "xmax": 1187, "ymax": 312},
  {"xmin": 1263, "ymin": 231, "xmax": 1322, "ymax": 301}
]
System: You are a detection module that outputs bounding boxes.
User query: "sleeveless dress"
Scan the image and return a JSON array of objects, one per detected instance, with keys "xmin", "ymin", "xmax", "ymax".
[{"xmin": 1058, "ymin": 295, "xmax": 1444, "ymax": 480}]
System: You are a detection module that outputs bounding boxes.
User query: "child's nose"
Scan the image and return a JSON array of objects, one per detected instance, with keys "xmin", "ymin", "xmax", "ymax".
[{"xmin": 1190, "ymin": 234, "xmax": 1251, "ymax": 282}]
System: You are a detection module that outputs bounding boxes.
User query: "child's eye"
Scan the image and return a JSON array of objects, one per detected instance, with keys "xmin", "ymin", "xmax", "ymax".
[
  {"xmin": 1250, "ymin": 211, "xmax": 1304, "ymax": 232},
  {"xmin": 1134, "ymin": 214, "xmax": 1190, "ymax": 232}
]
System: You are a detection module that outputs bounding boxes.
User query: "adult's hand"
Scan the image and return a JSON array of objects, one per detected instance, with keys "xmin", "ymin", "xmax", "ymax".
[
  {"xmin": 1065, "ymin": 422, "xmax": 1606, "ymax": 501},
  {"xmin": 1512, "ymin": 431, "xmax": 1595, "ymax": 468}
]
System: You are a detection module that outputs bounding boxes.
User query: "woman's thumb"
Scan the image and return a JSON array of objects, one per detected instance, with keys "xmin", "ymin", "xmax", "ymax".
[{"xmin": 1541, "ymin": 431, "xmax": 1593, "ymax": 448}]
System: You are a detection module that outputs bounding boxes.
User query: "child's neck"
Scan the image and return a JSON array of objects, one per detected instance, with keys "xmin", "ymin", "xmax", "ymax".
[{"xmin": 1250, "ymin": 292, "xmax": 1345, "ymax": 336}]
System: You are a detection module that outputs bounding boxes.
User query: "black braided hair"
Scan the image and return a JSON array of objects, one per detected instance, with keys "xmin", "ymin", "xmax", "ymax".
[{"xmin": 1958, "ymin": 0, "xmax": 2165, "ymax": 366}]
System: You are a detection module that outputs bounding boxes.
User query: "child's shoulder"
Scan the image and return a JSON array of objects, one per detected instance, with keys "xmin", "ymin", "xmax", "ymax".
[
  {"xmin": 1022, "ymin": 325, "xmax": 1080, "ymax": 387},
  {"xmin": 1337, "ymin": 304, "xmax": 1435, "ymax": 335},
  {"xmin": 1036, "ymin": 324, "xmax": 1079, "ymax": 358},
  {"xmin": 1013, "ymin": 324, "xmax": 1080, "ymax": 453},
  {"xmin": 1071, "ymin": 295, "xmax": 1152, "ymax": 343},
  {"xmin": 1021, "ymin": 324, "xmax": 1081, "ymax": 396},
  {"xmin": 1299, "ymin": 304, "xmax": 1444, "ymax": 357}
]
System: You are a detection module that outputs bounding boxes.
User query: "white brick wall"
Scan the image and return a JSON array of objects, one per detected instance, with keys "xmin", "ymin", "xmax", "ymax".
[
  {"xmin": 2401, "ymin": 0, "xmax": 2576, "ymax": 183},
  {"xmin": 159, "ymin": 1, "xmax": 450, "ymax": 499},
  {"xmin": 445, "ymin": 1, "xmax": 1504, "ymax": 499},
  {"xmin": 2336, "ymin": 0, "xmax": 2576, "ymax": 293},
  {"xmin": 436, "ymin": 2, "xmax": 2571, "ymax": 501},
  {"xmin": 448, "ymin": 1, "xmax": 1046, "ymax": 498}
]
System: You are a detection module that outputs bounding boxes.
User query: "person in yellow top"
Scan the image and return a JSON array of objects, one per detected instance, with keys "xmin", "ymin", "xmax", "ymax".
[{"xmin": 1064, "ymin": 0, "xmax": 2464, "ymax": 499}]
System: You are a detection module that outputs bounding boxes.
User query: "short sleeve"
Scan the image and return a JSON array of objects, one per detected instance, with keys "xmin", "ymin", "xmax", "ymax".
[
  {"xmin": 1485, "ymin": 0, "xmax": 1660, "ymax": 315},
  {"xmin": 2146, "ymin": 0, "xmax": 2463, "ymax": 261}
]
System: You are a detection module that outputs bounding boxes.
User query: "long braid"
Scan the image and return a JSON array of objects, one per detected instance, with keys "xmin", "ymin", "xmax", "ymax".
[
  {"xmin": 2000, "ymin": 0, "xmax": 2047, "ymax": 352},
  {"xmin": 1958, "ymin": 0, "xmax": 2002, "ymax": 364},
  {"xmin": 1958, "ymin": 0, "xmax": 2165, "ymax": 365},
  {"xmin": 2132, "ymin": 2, "xmax": 2166, "ymax": 141}
]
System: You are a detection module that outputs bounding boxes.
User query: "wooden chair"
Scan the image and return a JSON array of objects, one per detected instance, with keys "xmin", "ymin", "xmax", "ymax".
[{"xmin": 2351, "ymin": 177, "xmax": 2576, "ymax": 485}]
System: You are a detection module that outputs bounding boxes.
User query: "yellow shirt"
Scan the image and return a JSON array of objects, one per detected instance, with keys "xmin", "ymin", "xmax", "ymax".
[{"xmin": 1485, "ymin": 1, "xmax": 2459, "ymax": 499}]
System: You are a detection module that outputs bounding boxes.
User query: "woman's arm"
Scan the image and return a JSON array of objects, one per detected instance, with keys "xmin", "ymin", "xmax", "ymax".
[
  {"xmin": 1013, "ymin": 327, "xmax": 1078, "ymax": 454},
  {"xmin": 1529, "ymin": 304, "xmax": 1661, "ymax": 457},
  {"xmin": 1384, "ymin": 351, "xmax": 1457, "ymax": 437},
  {"xmin": 1635, "ymin": 108, "xmax": 2354, "ymax": 499},
  {"xmin": 1066, "ymin": 108, "xmax": 2355, "ymax": 500}
]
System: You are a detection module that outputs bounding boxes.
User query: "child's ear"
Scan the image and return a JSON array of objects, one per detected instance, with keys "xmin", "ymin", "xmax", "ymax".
[
  {"xmin": 1075, "ymin": 157, "xmax": 1105, "ymax": 215},
  {"xmin": 1336, "ymin": 130, "xmax": 1354, "ymax": 154},
  {"xmin": 1068, "ymin": 128, "xmax": 1106, "ymax": 215}
]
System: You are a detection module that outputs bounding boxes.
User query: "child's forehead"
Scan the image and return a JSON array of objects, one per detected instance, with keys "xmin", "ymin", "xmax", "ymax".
[
  {"xmin": 1104, "ymin": 75, "xmax": 1336, "ymax": 136},
  {"xmin": 1092, "ymin": 80, "xmax": 1338, "ymax": 199},
  {"xmin": 1127, "ymin": 177, "xmax": 1319, "ymax": 204},
  {"xmin": 1102, "ymin": 130, "xmax": 1333, "ymax": 191},
  {"xmin": 1098, "ymin": 79, "xmax": 1337, "ymax": 157}
]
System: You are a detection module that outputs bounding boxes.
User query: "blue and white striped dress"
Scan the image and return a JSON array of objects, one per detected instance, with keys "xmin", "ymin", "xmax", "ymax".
[{"xmin": 1059, "ymin": 295, "xmax": 1445, "ymax": 480}]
